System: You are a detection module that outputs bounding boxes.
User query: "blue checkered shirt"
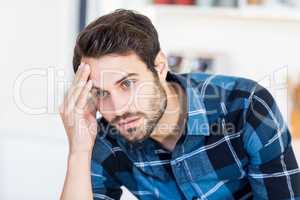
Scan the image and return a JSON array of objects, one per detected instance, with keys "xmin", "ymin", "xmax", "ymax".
[{"xmin": 91, "ymin": 71, "xmax": 300, "ymax": 200}]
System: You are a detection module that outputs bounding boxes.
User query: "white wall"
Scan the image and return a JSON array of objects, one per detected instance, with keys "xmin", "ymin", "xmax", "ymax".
[
  {"xmin": 0, "ymin": 0, "xmax": 77, "ymax": 199},
  {"xmin": 0, "ymin": 1, "xmax": 136, "ymax": 199},
  {"xmin": 145, "ymin": 6, "xmax": 300, "ymax": 81}
]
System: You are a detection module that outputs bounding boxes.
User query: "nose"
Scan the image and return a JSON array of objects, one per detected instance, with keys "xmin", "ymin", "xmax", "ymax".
[{"xmin": 109, "ymin": 91, "xmax": 133, "ymax": 116}]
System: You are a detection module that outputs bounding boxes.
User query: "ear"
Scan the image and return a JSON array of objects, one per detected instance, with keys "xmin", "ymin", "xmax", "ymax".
[{"xmin": 154, "ymin": 50, "xmax": 168, "ymax": 81}]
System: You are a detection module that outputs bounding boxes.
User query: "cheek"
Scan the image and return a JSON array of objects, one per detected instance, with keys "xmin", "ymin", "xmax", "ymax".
[
  {"xmin": 97, "ymin": 100, "xmax": 114, "ymax": 119},
  {"xmin": 99, "ymin": 110, "xmax": 115, "ymax": 123},
  {"xmin": 98, "ymin": 93, "xmax": 136, "ymax": 115},
  {"xmin": 134, "ymin": 97, "xmax": 151, "ymax": 112},
  {"xmin": 133, "ymin": 85, "xmax": 160, "ymax": 112}
]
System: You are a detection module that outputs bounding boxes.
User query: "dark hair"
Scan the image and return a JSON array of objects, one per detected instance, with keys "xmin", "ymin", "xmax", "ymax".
[{"xmin": 73, "ymin": 9, "xmax": 161, "ymax": 74}]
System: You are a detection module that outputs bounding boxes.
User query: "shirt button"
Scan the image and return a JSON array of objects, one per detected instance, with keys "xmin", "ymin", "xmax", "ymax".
[
  {"xmin": 176, "ymin": 161, "xmax": 182, "ymax": 167},
  {"xmin": 192, "ymin": 197, "xmax": 200, "ymax": 200}
]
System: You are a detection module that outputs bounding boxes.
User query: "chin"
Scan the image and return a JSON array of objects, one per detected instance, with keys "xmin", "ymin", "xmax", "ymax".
[{"xmin": 121, "ymin": 130, "xmax": 148, "ymax": 144}]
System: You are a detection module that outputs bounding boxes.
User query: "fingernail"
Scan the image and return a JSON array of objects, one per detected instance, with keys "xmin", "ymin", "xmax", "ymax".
[
  {"xmin": 81, "ymin": 64, "xmax": 88, "ymax": 71},
  {"xmin": 78, "ymin": 63, "xmax": 85, "ymax": 69}
]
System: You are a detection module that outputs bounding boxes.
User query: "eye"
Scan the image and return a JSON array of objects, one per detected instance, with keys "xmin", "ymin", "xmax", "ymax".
[
  {"xmin": 96, "ymin": 90, "xmax": 110, "ymax": 99},
  {"xmin": 120, "ymin": 79, "xmax": 136, "ymax": 90}
]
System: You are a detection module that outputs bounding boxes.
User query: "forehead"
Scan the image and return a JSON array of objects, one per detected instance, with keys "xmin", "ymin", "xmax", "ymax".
[{"xmin": 82, "ymin": 53, "xmax": 149, "ymax": 82}]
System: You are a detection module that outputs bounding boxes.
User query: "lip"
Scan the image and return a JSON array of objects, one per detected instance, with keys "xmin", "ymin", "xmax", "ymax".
[{"xmin": 118, "ymin": 116, "xmax": 141, "ymax": 128}]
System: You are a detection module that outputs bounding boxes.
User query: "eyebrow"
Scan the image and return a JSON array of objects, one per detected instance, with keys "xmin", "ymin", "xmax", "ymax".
[{"xmin": 91, "ymin": 73, "xmax": 138, "ymax": 92}]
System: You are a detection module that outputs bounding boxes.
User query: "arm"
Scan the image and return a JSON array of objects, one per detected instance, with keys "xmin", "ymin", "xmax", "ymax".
[
  {"xmin": 60, "ymin": 152, "xmax": 123, "ymax": 200},
  {"xmin": 59, "ymin": 63, "xmax": 97, "ymax": 200},
  {"xmin": 243, "ymin": 83, "xmax": 300, "ymax": 199},
  {"xmin": 59, "ymin": 62, "xmax": 122, "ymax": 200},
  {"xmin": 60, "ymin": 152, "xmax": 94, "ymax": 200}
]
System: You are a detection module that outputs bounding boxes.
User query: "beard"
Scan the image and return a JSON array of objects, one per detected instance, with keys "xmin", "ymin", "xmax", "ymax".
[{"xmin": 110, "ymin": 75, "xmax": 167, "ymax": 144}]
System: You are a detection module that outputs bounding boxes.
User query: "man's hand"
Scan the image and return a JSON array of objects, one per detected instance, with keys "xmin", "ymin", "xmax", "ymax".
[
  {"xmin": 59, "ymin": 63, "xmax": 97, "ymax": 155},
  {"xmin": 59, "ymin": 63, "xmax": 97, "ymax": 200}
]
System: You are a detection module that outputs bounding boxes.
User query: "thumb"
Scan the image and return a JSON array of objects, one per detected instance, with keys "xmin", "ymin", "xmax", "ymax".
[
  {"xmin": 84, "ymin": 97, "xmax": 98, "ymax": 136},
  {"xmin": 84, "ymin": 95, "xmax": 97, "ymax": 120}
]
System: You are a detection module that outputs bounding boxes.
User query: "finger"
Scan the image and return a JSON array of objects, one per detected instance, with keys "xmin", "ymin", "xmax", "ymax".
[
  {"xmin": 84, "ymin": 98, "xmax": 98, "ymax": 136},
  {"xmin": 72, "ymin": 62, "xmax": 87, "ymax": 85},
  {"xmin": 75, "ymin": 79, "xmax": 93, "ymax": 112},
  {"xmin": 85, "ymin": 96, "xmax": 97, "ymax": 120},
  {"xmin": 66, "ymin": 62, "xmax": 88, "ymax": 100},
  {"xmin": 67, "ymin": 64, "xmax": 91, "ymax": 113},
  {"xmin": 65, "ymin": 63, "xmax": 86, "ymax": 97},
  {"xmin": 61, "ymin": 64, "xmax": 91, "ymax": 128},
  {"xmin": 72, "ymin": 64, "xmax": 91, "ymax": 100},
  {"xmin": 60, "ymin": 62, "xmax": 86, "ymax": 113}
]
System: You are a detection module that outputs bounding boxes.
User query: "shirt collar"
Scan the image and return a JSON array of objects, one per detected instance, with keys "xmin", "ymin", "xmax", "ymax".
[{"xmin": 166, "ymin": 71, "xmax": 210, "ymax": 136}]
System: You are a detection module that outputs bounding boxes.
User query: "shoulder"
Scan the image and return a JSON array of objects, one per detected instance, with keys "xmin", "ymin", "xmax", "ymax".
[
  {"xmin": 185, "ymin": 72, "xmax": 260, "ymax": 134},
  {"xmin": 183, "ymin": 72, "xmax": 258, "ymax": 94},
  {"xmin": 183, "ymin": 72, "xmax": 259, "ymax": 109}
]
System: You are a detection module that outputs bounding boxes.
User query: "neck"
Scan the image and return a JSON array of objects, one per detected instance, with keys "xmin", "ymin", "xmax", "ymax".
[{"xmin": 150, "ymin": 81, "xmax": 187, "ymax": 151}]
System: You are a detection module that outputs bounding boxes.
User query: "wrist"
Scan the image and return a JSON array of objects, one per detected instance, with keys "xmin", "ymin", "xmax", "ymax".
[
  {"xmin": 68, "ymin": 151, "xmax": 92, "ymax": 162},
  {"xmin": 69, "ymin": 146, "xmax": 93, "ymax": 156}
]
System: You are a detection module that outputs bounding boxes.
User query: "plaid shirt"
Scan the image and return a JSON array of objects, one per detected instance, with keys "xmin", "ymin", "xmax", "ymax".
[{"xmin": 91, "ymin": 71, "xmax": 300, "ymax": 200}]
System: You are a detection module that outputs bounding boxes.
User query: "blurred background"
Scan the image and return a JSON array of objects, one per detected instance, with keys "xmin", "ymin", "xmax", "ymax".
[{"xmin": 1, "ymin": 0, "xmax": 300, "ymax": 199}]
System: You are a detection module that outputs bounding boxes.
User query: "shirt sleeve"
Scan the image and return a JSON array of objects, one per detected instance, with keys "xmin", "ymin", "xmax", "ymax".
[
  {"xmin": 242, "ymin": 83, "xmax": 300, "ymax": 199},
  {"xmin": 91, "ymin": 159, "xmax": 122, "ymax": 200}
]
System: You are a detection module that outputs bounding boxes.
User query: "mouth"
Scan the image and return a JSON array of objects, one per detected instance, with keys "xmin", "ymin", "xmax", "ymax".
[{"xmin": 118, "ymin": 116, "xmax": 141, "ymax": 129}]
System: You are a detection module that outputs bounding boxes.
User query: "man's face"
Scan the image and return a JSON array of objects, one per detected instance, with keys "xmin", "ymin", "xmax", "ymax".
[{"xmin": 82, "ymin": 53, "xmax": 167, "ymax": 143}]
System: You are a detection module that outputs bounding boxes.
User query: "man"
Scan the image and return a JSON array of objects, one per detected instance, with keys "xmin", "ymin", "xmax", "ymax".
[{"xmin": 59, "ymin": 9, "xmax": 300, "ymax": 200}]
